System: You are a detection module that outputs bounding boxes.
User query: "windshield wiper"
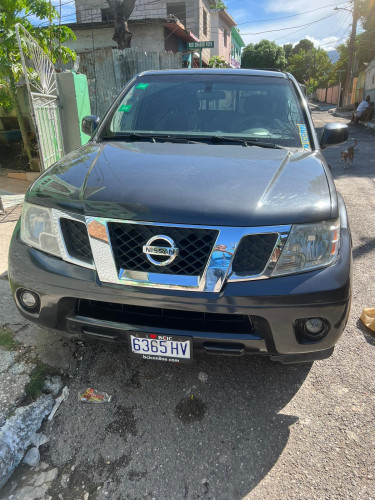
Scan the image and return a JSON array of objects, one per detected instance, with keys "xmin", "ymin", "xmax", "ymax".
[
  {"xmin": 172, "ymin": 135, "xmax": 285, "ymax": 149},
  {"xmin": 100, "ymin": 133, "xmax": 201, "ymax": 144},
  {"xmin": 100, "ymin": 133, "xmax": 285, "ymax": 148},
  {"xmin": 100, "ymin": 133, "xmax": 168, "ymax": 142},
  {"xmin": 208, "ymin": 136, "xmax": 284, "ymax": 149}
]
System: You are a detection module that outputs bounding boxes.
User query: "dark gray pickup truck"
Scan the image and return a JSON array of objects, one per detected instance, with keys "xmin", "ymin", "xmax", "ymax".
[{"xmin": 9, "ymin": 69, "xmax": 351, "ymax": 364}]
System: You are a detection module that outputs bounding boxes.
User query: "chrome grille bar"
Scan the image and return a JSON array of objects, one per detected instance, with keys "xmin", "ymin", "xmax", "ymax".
[{"xmin": 84, "ymin": 217, "xmax": 291, "ymax": 292}]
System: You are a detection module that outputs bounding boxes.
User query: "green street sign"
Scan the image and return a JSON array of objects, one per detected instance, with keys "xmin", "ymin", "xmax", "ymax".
[{"xmin": 187, "ymin": 41, "xmax": 214, "ymax": 49}]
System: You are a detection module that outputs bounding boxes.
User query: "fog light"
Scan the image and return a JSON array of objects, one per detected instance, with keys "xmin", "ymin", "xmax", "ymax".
[
  {"xmin": 295, "ymin": 317, "xmax": 330, "ymax": 344},
  {"xmin": 18, "ymin": 289, "xmax": 40, "ymax": 313},
  {"xmin": 305, "ymin": 318, "xmax": 325, "ymax": 336}
]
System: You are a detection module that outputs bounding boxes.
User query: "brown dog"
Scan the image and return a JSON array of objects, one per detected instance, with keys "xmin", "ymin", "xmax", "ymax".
[{"xmin": 341, "ymin": 139, "xmax": 357, "ymax": 167}]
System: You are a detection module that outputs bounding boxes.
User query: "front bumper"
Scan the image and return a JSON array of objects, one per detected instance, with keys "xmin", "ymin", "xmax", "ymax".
[{"xmin": 8, "ymin": 223, "xmax": 352, "ymax": 363}]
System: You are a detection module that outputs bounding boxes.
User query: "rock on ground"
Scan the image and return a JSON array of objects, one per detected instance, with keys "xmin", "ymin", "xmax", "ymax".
[
  {"xmin": 0, "ymin": 395, "xmax": 53, "ymax": 489},
  {"xmin": 0, "ymin": 347, "xmax": 35, "ymax": 427},
  {"xmin": 7, "ymin": 467, "xmax": 58, "ymax": 500}
]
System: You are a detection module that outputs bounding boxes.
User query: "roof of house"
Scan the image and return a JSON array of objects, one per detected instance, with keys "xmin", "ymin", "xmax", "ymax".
[{"xmin": 231, "ymin": 27, "xmax": 245, "ymax": 48}]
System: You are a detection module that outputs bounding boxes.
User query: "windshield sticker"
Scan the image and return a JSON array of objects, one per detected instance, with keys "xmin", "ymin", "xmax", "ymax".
[
  {"xmin": 119, "ymin": 104, "xmax": 132, "ymax": 113},
  {"xmin": 297, "ymin": 124, "xmax": 311, "ymax": 150},
  {"xmin": 136, "ymin": 83, "xmax": 149, "ymax": 90}
]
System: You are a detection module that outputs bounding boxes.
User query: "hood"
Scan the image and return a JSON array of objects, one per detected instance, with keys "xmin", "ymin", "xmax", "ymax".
[{"xmin": 27, "ymin": 141, "xmax": 334, "ymax": 227}]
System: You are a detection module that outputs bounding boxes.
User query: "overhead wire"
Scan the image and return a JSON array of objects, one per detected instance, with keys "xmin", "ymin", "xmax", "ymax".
[
  {"xmin": 32, "ymin": 0, "xmax": 356, "ymax": 53},
  {"xmin": 232, "ymin": 2, "xmax": 350, "ymax": 26},
  {"xmin": 35, "ymin": 0, "xmax": 349, "ymax": 33},
  {"xmin": 274, "ymin": 9, "xmax": 349, "ymax": 44},
  {"xmin": 240, "ymin": 11, "xmax": 341, "ymax": 36}
]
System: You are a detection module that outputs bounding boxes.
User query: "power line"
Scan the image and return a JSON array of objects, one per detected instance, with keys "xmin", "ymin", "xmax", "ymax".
[
  {"xmin": 241, "ymin": 11, "xmax": 340, "ymax": 36},
  {"xmin": 233, "ymin": 2, "xmax": 350, "ymax": 26}
]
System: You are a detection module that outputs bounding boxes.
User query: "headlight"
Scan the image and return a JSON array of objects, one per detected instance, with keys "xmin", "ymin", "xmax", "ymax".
[
  {"xmin": 20, "ymin": 202, "xmax": 61, "ymax": 257},
  {"xmin": 272, "ymin": 219, "xmax": 340, "ymax": 276}
]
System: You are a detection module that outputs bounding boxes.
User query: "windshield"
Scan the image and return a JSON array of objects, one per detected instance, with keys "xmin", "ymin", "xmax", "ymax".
[{"xmin": 99, "ymin": 73, "xmax": 311, "ymax": 149}]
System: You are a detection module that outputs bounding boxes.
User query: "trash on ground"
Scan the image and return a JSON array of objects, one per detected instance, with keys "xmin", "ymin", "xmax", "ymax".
[
  {"xmin": 198, "ymin": 371, "xmax": 208, "ymax": 383},
  {"xmin": 78, "ymin": 388, "xmax": 112, "ymax": 403},
  {"xmin": 360, "ymin": 308, "xmax": 375, "ymax": 333},
  {"xmin": 23, "ymin": 433, "xmax": 49, "ymax": 467},
  {"xmin": 43, "ymin": 375, "xmax": 63, "ymax": 396},
  {"xmin": 23, "ymin": 447, "xmax": 40, "ymax": 467},
  {"xmin": 71, "ymin": 338, "xmax": 86, "ymax": 347},
  {"xmin": 31, "ymin": 433, "xmax": 49, "ymax": 447},
  {"xmin": 48, "ymin": 386, "xmax": 69, "ymax": 421}
]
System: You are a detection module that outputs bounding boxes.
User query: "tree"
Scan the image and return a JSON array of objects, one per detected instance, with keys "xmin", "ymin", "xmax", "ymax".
[
  {"xmin": 292, "ymin": 38, "xmax": 314, "ymax": 55},
  {"xmin": 326, "ymin": 0, "xmax": 375, "ymax": 88},
  {"xmin": 285, "ymin": 40, "xmax": 333, "ymax": 91},
  {"xmin": 241, "ymin": 40, "xmax": 287, "ymax": 70},
  {"xmin": 106, "ymin": 0, "xmax": 136, "ymax": 50},
  {"xmin": 0, "ymin": 0, "xmax": 75, "ymax": 162},
  {"xmin": 283, "ymin": 43, "xmax": 293, "ymax": 62}
]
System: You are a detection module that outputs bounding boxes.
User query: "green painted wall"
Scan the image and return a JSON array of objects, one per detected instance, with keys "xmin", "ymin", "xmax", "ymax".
[
  {"xmin": 73, "ymin": 72, "xmax": 91, "ymax": 146},
  {"xmin": 57, "ymin": 71, "xmax": 92, "ymax": 153}
]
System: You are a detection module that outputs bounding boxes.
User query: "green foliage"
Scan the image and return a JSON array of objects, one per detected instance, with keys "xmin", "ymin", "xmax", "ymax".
[
  {"xmin": 326, "ymin": 0, "xmax": 375, "ymax": 87},
  {"xmin": 0, "ymin": 328, "xmax": 19, "ymax": 350},
  {"xmin": 25, "ymin": 361, "xmax": 57, "ymax": 400},
  {"xmin": 0, "ymin": 85, "xmax": 13, "ymax": 111},
  {"xmin": 0, "ymin": 0, "xmax": 76, "ymax": 105},
  {"xmin": 241, "ymin": 39, "xmax": 287, "ymax": 70},
  {"xmin": 0, "ymin": 0, "xmax": 76, "ymax": 160},
  {"xmin": 209, "ymin": 55, "xmax": 226, "ymax": 68},
  {"xmin": 292, "ymin": 38, "xmax": 314, "ymax": 55},
  {"xmin": 286, "ymin": 47, "xmax": 332, "ymax": 88},
  {"xmin": 282, "ymin": 38, "xmax": 333, "ymax": 90},
  {"xmin": 283, "ymin": 43, "xmax": 293, "ymax": 61},
  {"xmin": 210, "ymin": 1, "xmax": 227, "ymax": 9}
]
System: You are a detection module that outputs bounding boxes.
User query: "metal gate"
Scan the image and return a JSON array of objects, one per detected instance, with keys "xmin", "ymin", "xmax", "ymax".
[{"xmin": 15, "ymin": 24, "xmax": 64, "ymax": 171}]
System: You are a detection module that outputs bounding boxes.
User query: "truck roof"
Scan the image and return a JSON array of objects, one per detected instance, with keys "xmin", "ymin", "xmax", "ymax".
[{"xmin": 138, "ymin": 68, "xmax": 288, "ymax": 79}]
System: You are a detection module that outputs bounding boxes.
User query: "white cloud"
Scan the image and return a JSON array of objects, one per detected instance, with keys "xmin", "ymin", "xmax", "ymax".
[{"xmin": 305, "ymin": 35, "xmax": 340, "ymax": 51}]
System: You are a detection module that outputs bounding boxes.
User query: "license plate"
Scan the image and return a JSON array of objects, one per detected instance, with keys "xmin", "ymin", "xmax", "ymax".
[{"xmin": 130, "ymin": 334, "xmax": 192, "ymax": 364}]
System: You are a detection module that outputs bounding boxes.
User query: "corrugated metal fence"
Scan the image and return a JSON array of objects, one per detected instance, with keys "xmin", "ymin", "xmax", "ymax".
[
  {"xmin": 75, "ymin": 48, "xmax": 182, "ymax": 117},
  {"xmin": 316, "ymin": 85, "xmax": 340, "ymax": 105}
]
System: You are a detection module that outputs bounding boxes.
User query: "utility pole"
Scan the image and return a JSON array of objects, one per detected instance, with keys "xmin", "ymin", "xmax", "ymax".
[
  {"xmin": 337, "ymin": 69, "xmax": 346, "ymax": 106},
  {"xmin": 343, "ymin": 0, "xmax": 359, "ymax": 106}
]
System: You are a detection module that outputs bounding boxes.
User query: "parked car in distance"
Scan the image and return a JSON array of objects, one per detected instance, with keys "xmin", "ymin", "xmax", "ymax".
[{"xmin": 9, "ymin": 69, "xmax": 351, "ymax": 364}]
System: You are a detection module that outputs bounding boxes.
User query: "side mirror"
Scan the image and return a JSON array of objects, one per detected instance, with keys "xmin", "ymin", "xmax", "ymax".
[
  {"xmin": 320, "ymin": 123, "xmax": 349, "ymax": 149},
  {"xmin": 81, "ymin": 115, "xmax": 100, "ymax": 136}
]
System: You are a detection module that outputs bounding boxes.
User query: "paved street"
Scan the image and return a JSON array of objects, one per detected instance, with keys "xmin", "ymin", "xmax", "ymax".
[{"xmin": 0, "ymin": 110, "xmax": 375, "ymax": 499}]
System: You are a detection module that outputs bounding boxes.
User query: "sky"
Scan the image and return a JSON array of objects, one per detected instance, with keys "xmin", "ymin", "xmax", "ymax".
[
  {"xmin": 226, "ymin": 0, "xmax": 353, "ymax": 52},
  {"xmin": 34, "ymin": 0, "xmax": 354, "ymax": 54}
]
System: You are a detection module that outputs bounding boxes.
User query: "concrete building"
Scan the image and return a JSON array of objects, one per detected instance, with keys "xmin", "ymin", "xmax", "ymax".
[
  {"xmin": 230, "ymin": 26, "xmax": 245, "ymax": 69},
  {"xmin": 209, "ymin": 8, "xmax": 236, "ymax": 66},
  {"xmin": 70, "ymin": 0, "xmax": 218, "ymax": 66},
  {"xmin": 365, "ymin": 59, "xmax": 375, "ymax": 103}
]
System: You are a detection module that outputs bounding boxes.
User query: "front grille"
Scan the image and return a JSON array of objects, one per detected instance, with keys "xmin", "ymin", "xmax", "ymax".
[
  {"xmin": 60, "ymin": 218, "xmax": 93, "ymax": 264},
  {"xmin": 107, "ymin": 223, "xmax": 218, "ymax": 276},
  {"xmin": 77, "ymin": 300, "xmax": 254, "ymax": 334},
  {"xmin": 232, "ymin": 233, "xmax": 278, "ymax": 276}
]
